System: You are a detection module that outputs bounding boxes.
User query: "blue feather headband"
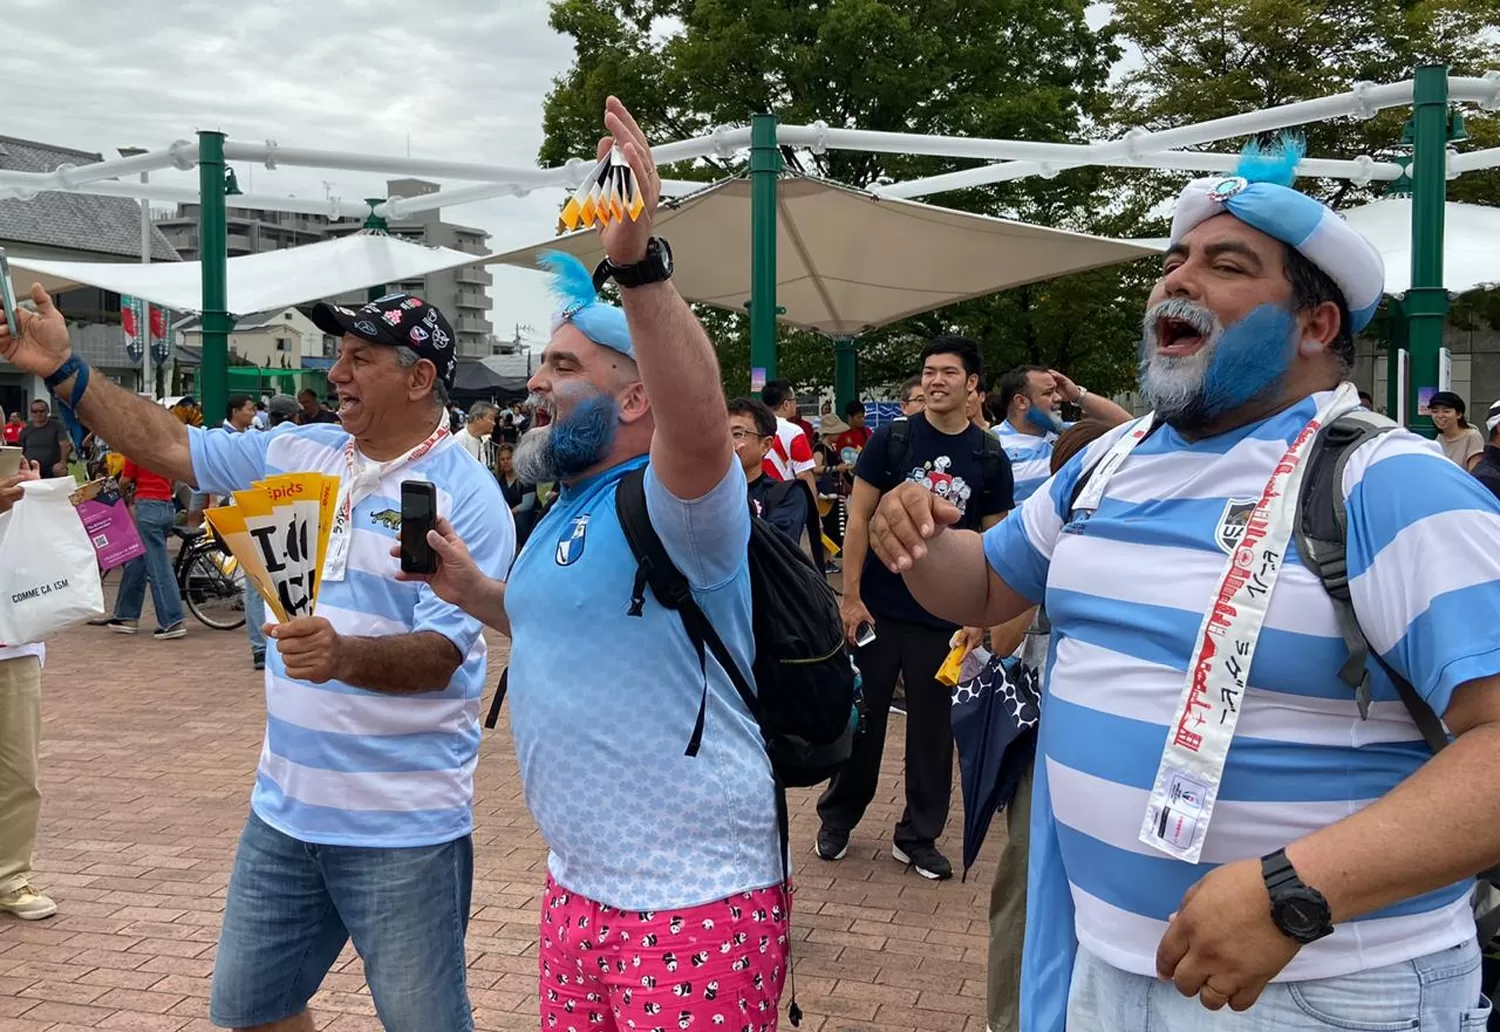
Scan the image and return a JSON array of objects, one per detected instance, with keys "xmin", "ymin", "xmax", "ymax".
[
  {"xmin": 538, "ymin": 249, "xmax": 636, "ymax": 358},
  {"xmin": 1234, "ymin": 132, "xmax": 1306, "ymax": 187}
]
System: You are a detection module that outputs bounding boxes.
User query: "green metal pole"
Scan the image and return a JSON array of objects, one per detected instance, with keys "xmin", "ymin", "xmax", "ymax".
[
  {"xmin": 364, "ymin": 199, "xmax": 389, "ymax": 302},
  {"xmin": 197, "ymin": 131, "xmax": 230, "ymax": 428},
  {"xmin": 748, "ymin": 113, "xmax": 782, "ymax": 390},
  {"xmin": 1385, "ymin": 298, "xmax": 1406, "ymax": 418},
  {"xmin": 1405, "ymin": 64, "xmax": 1449, "ymax": 439},
  {"xmin": 833, "ymin": 336, "xmax": 857, "ymax": 417}
]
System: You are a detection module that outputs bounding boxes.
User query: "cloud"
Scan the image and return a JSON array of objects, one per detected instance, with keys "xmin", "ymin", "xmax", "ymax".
[{"xmin": 6, "ymin": 0, "xmax": 578, "ymax": 349}]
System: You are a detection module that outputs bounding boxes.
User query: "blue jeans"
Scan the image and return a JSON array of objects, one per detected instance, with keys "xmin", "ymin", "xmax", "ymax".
[
  {"xmin": 114, "ymin": 499, "xmax": 183, "ymax": 628},
  {"xmin": 1067, "ymin": 941, "xmax": 1491, "ymax": 1031},
  {"xmin": 211, "ymin": 812, "xmax": 474, "ymax": 1030},
  {"xmin": 244, "ymin": 583, "xmax": 265, "ymax": 657}
]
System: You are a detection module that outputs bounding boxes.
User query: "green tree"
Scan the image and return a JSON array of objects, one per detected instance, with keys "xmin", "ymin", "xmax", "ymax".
[
  {"xmin": 540, "ymin": 0, "xmax": 1144, "ymax": 396},
  {"xmin": 1108, "ymin": 0, "xmax": 1500, "ymax": 211}
]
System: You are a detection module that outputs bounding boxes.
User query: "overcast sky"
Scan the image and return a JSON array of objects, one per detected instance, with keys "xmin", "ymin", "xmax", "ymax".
[
  {"xmin": 4, "ymin": 0, "xmax": 1124, "ymax": 354},
  {"xmin": 6, "ymin": 0, "xmax": 578, "ymax": 350}
]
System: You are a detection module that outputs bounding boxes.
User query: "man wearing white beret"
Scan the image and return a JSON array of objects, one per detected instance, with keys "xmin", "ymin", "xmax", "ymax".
[{"xmin": 866, "ymin": 137, "xmax": 1500, "ymax": 1030}]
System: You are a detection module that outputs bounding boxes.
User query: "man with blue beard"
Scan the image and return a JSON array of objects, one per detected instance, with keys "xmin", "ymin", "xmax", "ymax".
[
  {"xmin": 398, "ymin": 98, "xmax": 790, "ymax": 1031},
  {"xmin": 865, "ymin": 138, "xmax": 1500, "ymax": 1032},
  {"xmin": 991, "ymin": 366, "xmax": 1132, "ymax": 505}
]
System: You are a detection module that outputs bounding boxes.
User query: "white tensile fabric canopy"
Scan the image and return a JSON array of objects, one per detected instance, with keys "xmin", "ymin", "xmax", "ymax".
[
  {"xmin": 1338, "ymin": 199, "xmax": 1500, "ymax": 297},
  {"xmin": 3, "ymin": 233, "xmax": 488, "ymax": 316},
  {"xmin": 487, "ymin": 175, "xmax": 1160, "ymax": 336}
]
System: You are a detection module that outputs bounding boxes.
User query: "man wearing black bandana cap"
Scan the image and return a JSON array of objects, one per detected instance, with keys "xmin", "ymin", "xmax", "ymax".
[{"xmin": 0, "ymin": 285, "xmax": 513, "ymax": 1032}]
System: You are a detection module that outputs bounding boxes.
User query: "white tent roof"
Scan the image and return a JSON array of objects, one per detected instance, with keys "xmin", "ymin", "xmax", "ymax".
[
  {"xmin": 487, "ymin": 175, "xmax": 1159, "ymax": 336},
  {"xmin": 1339, "ymin": 199, "xmax": 1500, "ymax": 297},
  {"xmin": 4, "ymin": 233, "xmax": 488, "ymax": 316}
]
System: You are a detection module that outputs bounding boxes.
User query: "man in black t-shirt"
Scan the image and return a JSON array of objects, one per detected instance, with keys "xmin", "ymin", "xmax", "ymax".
[
  {"xmin": 817, "ymin": 335, "xmax": 1013, "ymax": 880},
  {"xmin": 18, "ymin": 399, "xmax": 70, "ymax": 476}
]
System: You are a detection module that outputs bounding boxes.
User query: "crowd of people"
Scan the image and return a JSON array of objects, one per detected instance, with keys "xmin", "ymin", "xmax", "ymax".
[{"xmin": 3, "ymin": 97, "xmax": 1500, "ymax": 1032}]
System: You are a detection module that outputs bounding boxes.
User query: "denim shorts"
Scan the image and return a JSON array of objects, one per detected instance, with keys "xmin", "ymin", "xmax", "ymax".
[
  {"xmin": 210, "ymin": 811, "xmax": 474, "ymax": 1031},
  {"xmin": 1067, "ymin": 940, "xmax": 1491, "ymax": 1032}
]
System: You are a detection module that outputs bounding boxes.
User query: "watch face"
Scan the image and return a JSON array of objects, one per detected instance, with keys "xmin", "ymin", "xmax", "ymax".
[{"xmin": 1275, "ymin": 893, "xmax": 1331, "ymax": 941}]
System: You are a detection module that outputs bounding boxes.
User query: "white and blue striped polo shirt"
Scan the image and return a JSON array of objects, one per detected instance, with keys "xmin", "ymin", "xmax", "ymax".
[
  {"xmin": 984, "ymin": 390, "xmax": 1500, "ymax": 980},
  {"xmin": 993, "ymin": 419, "xmax": 1060, "ymax": 504},
  {"xmin": 189, "ymin": 422, "xmax": 514, "ymax": 848}
]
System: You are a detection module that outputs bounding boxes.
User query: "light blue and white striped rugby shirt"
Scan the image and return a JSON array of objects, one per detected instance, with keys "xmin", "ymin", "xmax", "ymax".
[
  {"xmin": 993, "ymin": 419, "xmax": 1061, "ymax": 504},
  {"xmin": 190, "ymin": 422, "xmax": 514, "ymax": 848},
  {"xmin": 984, "ymin": 389, "xmax": 1500, "ymax": 980}
]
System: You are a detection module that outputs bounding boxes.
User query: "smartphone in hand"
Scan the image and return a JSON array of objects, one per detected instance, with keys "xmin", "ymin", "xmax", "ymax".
[
  {"xmin": 400, "ymin": 480, "xmax": 438, "ymax": 575},
  {"xmin": 0, "ymin": 248, "xmax": 19, "ymax": 340}
]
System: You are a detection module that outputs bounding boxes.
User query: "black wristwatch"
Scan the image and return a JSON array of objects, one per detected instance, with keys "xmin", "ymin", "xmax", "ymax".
[
  {"xmin": 1261, "ymin": 848, "xmax": 1334, "ymax": 944},
  {"xmin": 593, "ymin": 237, "xmax": 673, "ymax": 292}
]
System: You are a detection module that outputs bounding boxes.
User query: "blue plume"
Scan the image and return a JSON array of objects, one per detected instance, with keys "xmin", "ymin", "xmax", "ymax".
[
  {"xmin": 1234, "ymin": 133, "xmax": 1305, "ymax": 187},
  {"xmin": 538, "ymin": 250, "xmax": 598, "ymax": 311}
]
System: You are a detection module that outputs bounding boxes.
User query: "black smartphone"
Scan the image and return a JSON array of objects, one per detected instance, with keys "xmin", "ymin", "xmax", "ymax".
[
  {"xmin": 0, "ymin": 248, "xmax": 19, "ymax": 341},
  {"xmin": 400, "ymin": 480, "xmax": 438, "ymax": 575}
]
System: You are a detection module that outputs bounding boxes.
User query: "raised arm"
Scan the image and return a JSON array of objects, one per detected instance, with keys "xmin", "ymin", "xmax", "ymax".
[
  {"xmin": 0, "ymin": 286, "xmax": 196, "ymax": 484},
  {"xmin": 597, "ymin": 97, "xmax": 732, "ymax": 501}
]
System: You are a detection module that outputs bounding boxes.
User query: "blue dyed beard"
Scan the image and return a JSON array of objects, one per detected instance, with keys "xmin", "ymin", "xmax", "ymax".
[
  {"xmin": 512, "ymin": 387, "xmax": 619, "ymax": 483},
  {"xmin": 1139, "ymin": 303, "xmax": 1298, "ymax": 433},
  {"xmin": 1024, "ymin": 404, "xmax": 1064, "ymax": 435}
]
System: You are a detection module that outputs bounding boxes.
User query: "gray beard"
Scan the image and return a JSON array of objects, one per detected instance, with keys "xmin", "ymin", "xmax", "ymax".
[
  {"xmin": 512, "ymin": 426, "xmax": 557, "ymax": 484},
  {"xmin": 1138, "ymin": 297, "xmax": 1222, "ymax": 428}
]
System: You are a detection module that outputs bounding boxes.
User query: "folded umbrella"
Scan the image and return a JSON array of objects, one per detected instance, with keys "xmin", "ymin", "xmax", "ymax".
[{"xmin": 950, "ymin": 654, "xmax": 1041, "ymax": 878}]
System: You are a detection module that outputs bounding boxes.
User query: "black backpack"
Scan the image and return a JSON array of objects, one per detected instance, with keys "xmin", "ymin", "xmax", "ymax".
[
  {"xmin": 884, "ymin": 414, "xmax": 1010, "ymax": 509},
  {"xmin": 614, "ymin": 467, "xmax": 860, "ymax": 789}
]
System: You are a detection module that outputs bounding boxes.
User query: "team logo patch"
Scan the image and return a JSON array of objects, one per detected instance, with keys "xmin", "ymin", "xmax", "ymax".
[
  {"xmin": 409, "ymin": 325, "xmax": 429, "ymax": 344},
  {"xmin": 354, "ymin": 319, "xmax": 379, "ymax": 336},
  {"xmin": 1214, "ymin": 498, "xmax": 1258, "ymax": 555},
  {"xmin": 370, "ymin": 508, "xmax": 401, "ymax": 530},
  {"xmin": 556, "ymin": 515, "xmax": 591, "ymax": 566},
  {"xmin": 1208, "ymin": 175, "xmax": 1249, "ymax": 203}
]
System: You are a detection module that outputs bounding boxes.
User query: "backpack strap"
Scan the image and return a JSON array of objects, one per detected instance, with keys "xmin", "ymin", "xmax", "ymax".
[
  {"xmin": 1293, "ymin": 411, "xmax": 1450, "ymax": 753},
  {"xmin": 977, "ymin": 431, "xmax": 1009, "ymax": 512},
  {"xmin": 614, "ymin": 466, "xmax": 803, "ymax": 1026},
  {"xmin": 884, "ymin": 416, "xmax": 913, "ymax": 485},
  {"xmin": 614, "ymin": 468, "xmax": 763, "ymax": 744},
  {"xmin": 483, "ymin": 666, "xmax": 509, "ymax": 729}
]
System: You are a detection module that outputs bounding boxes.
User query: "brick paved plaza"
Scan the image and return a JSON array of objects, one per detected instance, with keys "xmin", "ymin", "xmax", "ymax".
[{"xmin": 0, "ymin": 596, "xmax": 1001, "ymax": 1032}]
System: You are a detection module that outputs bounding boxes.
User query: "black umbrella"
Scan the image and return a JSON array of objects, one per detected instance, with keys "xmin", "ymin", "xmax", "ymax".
[
  {"xmin": 449, "ymin": 361, "xmax": 530, "ymax": 402},
  {"xmin": 950, "ymin": 654, "xmax": 1041, "ymax": 878}
]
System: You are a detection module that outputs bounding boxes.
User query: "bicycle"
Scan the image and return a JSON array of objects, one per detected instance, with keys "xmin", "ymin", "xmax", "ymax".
[{"xmin": 169, "ymin": 525, "xmax": 247, "ymax": 630}]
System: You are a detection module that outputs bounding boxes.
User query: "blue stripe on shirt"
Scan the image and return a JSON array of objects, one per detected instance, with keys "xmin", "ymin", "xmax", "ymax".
[{"xmin": 265, "ymin": 714, "xmax": 480, "ymax": 774}]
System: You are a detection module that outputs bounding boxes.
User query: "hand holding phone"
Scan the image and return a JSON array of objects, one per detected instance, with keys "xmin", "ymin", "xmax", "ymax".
[
  {"xmin": 0, "ymin": 446, "xmax": 21, "ymax": 479},
  {"xmin": 400, "ymin": 480, "xmax": 438, "ymax": 575}
]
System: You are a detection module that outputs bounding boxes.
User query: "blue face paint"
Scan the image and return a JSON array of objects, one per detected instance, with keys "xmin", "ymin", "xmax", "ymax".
[
  {"xmin": 1196, "ymin": 303, "xmax": 1298, "ymax": 420},
  {"xmin": 548, "ymin": 388, "xmax": 620, "ymax": 477},
  {"xmin": 1024, "ymin": 404, "xmax": 1064, "ymax": 435}
]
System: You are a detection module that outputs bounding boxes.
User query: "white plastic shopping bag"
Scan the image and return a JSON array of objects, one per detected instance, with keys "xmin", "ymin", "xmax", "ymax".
[{"xmin": 0, "ymin": 477, "xmax": 105, "ymax": 644}]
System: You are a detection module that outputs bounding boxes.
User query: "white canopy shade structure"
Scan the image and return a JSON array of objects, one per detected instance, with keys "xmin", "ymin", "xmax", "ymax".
[
  {"xmin": 486, "ymin": 175, "xmax": 1159, "ymax": 336},
  {"xmin": 3, "ymin": 233, "xmax": 488, "ymax": 316},
  {"xmin": 1339, "ymin": 199, "xmax": 1500, "ymax": 297}
]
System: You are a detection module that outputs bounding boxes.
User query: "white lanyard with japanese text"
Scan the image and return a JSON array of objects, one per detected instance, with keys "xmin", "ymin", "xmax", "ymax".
[
  {"xmin": 1134, "ymin": 382, "xmax": 1361, "ymax": 863},
  {"xmin": 322, "ymin": 423, "xmax": 450, "ymax": 583}
]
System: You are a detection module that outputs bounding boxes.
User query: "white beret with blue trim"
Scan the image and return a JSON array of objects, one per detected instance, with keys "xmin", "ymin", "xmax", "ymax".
[{"xmin": 1168, "ymin": 174, "xmax": 1386, "ymax": 332}]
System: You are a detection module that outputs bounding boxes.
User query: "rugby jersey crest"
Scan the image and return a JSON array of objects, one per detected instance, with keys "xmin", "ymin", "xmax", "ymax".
[
  {"xmin": 189, "ymin": 422, "xmax": 515, "ymax": 847},
  {"xmin": 983, "ymin": 390, "xmax": 1500, "ymax": 980}
]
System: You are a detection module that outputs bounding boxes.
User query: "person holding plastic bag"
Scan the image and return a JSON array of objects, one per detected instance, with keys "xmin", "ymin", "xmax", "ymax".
[{"xmin": 0, "ymin": 457, "xmax": 58, "ymax": 921}]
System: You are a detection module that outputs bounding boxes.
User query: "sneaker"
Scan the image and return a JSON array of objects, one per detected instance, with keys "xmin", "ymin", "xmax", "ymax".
[
  {"xmin": 153, "ymin": 622, "xmax": 187, "ymax": 641},
  {"xmin": 86, "ymin": 615, "xmax": 114, "ymax": 626},
  {"xmin": 104, "ymin": 619, "xmax": 139, "ymax": 634},
  {"xmin": 252, "ymin": 652, "xmax": 266, "ymax": 671},
  {"xmin": 893, "ymin": 843, "xmax": 953, "ymax": 881},
  {"xmin": 815, "ymin": 825, "xmax": 849, "ymax": 861},
  {"xmin": 0, "ymin": 884, "xmax": 57, "ymax": 920}
]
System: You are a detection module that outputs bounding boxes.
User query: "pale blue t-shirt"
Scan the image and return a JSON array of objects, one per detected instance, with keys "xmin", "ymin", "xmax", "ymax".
[{"xmin": 505, "ymin": 455, "xmax": 783, "ymax": 911}]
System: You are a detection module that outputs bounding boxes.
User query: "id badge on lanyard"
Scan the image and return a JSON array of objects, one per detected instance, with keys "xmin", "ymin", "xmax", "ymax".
[
  {"xmin": 322, "ymin": 425, "xmax": 449, "ymax": 583},
  {"xmin": 1136, "ymin": 384, "xmax": 1359, "ymax": 863}
]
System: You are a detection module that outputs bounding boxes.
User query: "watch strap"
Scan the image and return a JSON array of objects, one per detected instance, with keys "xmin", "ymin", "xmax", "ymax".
[{"xmin": 593, "ymin": 238, "xmax": 671, "ymax": 292}]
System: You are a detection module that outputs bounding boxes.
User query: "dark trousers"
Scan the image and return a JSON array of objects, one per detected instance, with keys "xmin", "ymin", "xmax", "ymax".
[{"xmin": 817, "ymin": 614, "xmax": 954, "ymax": 849}]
